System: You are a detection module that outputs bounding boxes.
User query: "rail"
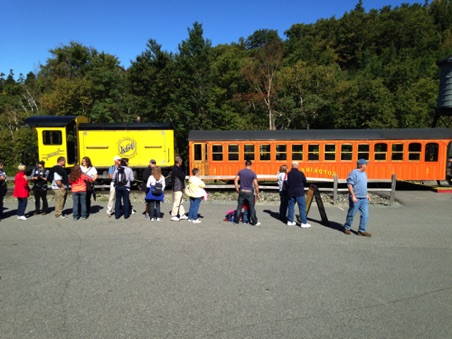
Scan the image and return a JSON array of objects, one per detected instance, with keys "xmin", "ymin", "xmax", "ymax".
[
  {"xmin": 194, "ymin": 174, "xmax": 397, "ymax": 206},
  {"xmin": 5, "ymin": 174, "xmax": 397, "ymax": 206}
]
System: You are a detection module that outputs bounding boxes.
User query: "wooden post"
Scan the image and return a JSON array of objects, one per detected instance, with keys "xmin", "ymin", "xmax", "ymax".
[
  {"xmin": 333, "ymin": 174, "xmax": 338, "ymax": 205},
  {"xmin": 390, "ymin": 174, "xmax": 396, "ymax": 206}
]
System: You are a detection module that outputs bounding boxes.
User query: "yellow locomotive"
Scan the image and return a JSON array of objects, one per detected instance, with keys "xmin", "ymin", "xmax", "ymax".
[{"xmin": 24, "ymin": 116, "xmax": 175, "ymax": 174}]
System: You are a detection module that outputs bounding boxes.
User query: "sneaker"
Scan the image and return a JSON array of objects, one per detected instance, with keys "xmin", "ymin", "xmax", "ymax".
[
  {"xmin": 253, "ymin": 221, "xmax": 261, "ymax": 226},
  {"xmin": 188, "ymin": 219, "xmax": 192, "ymax": 222},
  {"xmin": 58, "ymin": 215, "xmax": 67, "ymax": 219},
  {"xmin": 287, "ymin": 221, "xmax": 296, "ymax": 226},
  {"xmin": 150, "ymin": 218, "xmax": 155, "ymax": 222},
  {"xmin": 131, "ymin": 209, "xmax": 136, "ymax": 215},
  {"xmin": 301, "ymin": 223, "xmax": 312, "ymax": 228},
  {"xmin": 179, "ymin": 215, "xmax": 189, "ymax": 220},
  {"xmin": 192, "ymin": 219, "xmax": 202, "ymax": 224},
  {"xmin": 171, "ymin": 216, "xmax": 180, "ymax": 222},
  {"xmin": 82, "ymin": 217, "xmax": 87, "ymax": 220},
  {"xmin": 18, "ymin": 216, "xmax": 28, "ymax": 221},
  {"xmin": 358, "ymin": 231, "xmax": 372, "ymax": 237},
  {"xmin": 145, "ymin": 214, "xmax": 150, "ymax": 220},
  {"xmin": 156, "ymin": 218, "xmax": 162, "ymax": 222},
  {"xmin": 344, "ymin": 228, "xmax": 351, "ymax": 235}
]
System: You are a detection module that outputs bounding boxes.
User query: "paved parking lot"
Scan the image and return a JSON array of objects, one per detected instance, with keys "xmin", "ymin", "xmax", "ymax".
[{"xmin": 1, "ymin": 190, "xmax": 451, "ymax": 338}]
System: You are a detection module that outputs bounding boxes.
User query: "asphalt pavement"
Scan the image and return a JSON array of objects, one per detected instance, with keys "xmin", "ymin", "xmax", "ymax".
[{"xmin": 1, "ymin": 190, "xmax": 451, "ymax": 338}]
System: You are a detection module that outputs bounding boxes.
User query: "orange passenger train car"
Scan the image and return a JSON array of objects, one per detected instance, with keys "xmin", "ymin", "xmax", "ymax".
[{"xmin": 188, "ymin": 129, "xmax": 452, "ymax": 181}]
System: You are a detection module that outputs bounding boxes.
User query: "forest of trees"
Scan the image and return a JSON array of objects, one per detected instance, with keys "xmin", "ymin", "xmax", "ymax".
[{"xmin": 1, "ymin": 0, "xmax": 452, "ymax": 169}]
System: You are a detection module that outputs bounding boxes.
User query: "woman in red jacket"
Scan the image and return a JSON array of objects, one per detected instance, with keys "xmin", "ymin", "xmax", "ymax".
[{"xmin": 13, "ymin": 164, "xmax": 30, "ymax": 221}]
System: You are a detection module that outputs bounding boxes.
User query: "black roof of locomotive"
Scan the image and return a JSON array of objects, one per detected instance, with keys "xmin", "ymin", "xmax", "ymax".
[
  {"xmin": 188, "ymin": 128, "xmax": 452, "ymax": 141},
  {"xmin": 24, "ymin": 115, "xmax": 78, "ymax": 127},
  {"xmin": 24, "ymin": 116, "xmax": 172, "ymax": 130}
]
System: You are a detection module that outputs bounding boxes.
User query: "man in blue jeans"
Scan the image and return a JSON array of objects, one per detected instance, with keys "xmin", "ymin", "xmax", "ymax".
[
  {"xmin": 286, "ymin": 161, "xmax": 311, "ymax": 228},
  {"xmin": 233, "ymin": 160, "xmax": 260, "ymax": 226},
  {"xmin": 343, "ymin": 159, "xmax": 372, "ymax": 237}
]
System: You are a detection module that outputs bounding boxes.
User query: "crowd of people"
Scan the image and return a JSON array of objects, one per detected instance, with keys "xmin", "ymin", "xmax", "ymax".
[{"xmin": 0, "ymin": 156, "xmax": 372, "ymax": 236}]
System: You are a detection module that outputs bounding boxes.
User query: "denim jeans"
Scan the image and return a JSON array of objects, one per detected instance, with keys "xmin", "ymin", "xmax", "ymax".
[
  {"xmin": 188, "ymin": 197, "xmax": 202, "ymax": 220},
  {"xmin": 17, "ymin": 197, "xmax": 28, "ymax": 217},
  {"xmin": 149, "ymin": 200, "xmax": 161, "ymax": 219},
  {"xmin": 287, "ymin": 195, "xmax": 307, "ymax": 224},
  {"xmin": 344, "ymin": 196, "xmax": 369, "ymax": 232},
  {"xmin": 115, "ymin": 186, "xmax": 130, "ymax": 219},
  {"xmin": 279, "ymin": 190, "xmax": 289, "ymax": 221},
  {"xmin": 234, "ymin": 191, "xmax": 257, "ymax": 225},
  {"xmin": 72, "ymin": 192, "xmax": 87, "ymax": 219}
]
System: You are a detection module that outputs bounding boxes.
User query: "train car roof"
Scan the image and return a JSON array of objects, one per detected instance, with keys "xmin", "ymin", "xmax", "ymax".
[
  {"xmin": 24, "ymin": 116, "xmax": 77, "ymax": 127},
  {"xmin": 23, "ymin": 116, "xmax": 172, "ymax": 130},
  {"xmin": 188, "ymin": 128, "xmax": 452, "ymax": 141},
  {"xmin": 78, "ymin": 123, "xmax": 173, "ymax": 130}
]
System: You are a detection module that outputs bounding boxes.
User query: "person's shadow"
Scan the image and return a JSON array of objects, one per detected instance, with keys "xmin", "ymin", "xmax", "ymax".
[{"xmin": 263, "ymin": 208, "xmax": 345, "ymax": 232}]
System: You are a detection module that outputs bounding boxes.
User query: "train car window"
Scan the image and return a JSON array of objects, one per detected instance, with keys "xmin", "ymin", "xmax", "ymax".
[
  {"xmin": 358, "ymin": 144, "xmax": 369, "ymax": 160},
  {"xmin": 408, "ymin": 143, "xmax": 421, "ymax": 161},
  {"xmin": 244, "ymin": 144, "xmax": 255, "ymax": 161},
  {"xmin": 276, "ymin": 144, "xmax": 287, "ymax": 161},
  {"xmin": 228, "ymin": 145, "xmax": 239, "ymax": 161},
  {"xmin": 341, "ymin": 144, "xmax": 353, "ymax": 161},
  {"xmin": 212, "ymin": 145, "xmax": 223, "ymax": 161},
  {"xmin": 194, "ymin": 144, "xmax": 202, "ymax": 161},
  {"xmin": 374, "ymin": 143, "xmax": 387, "ymax": 161},
  {"xmin": 392, "ymin": 144, "xmax": 404, "ymax": 161},
  {"xmin": 425, "ymin": 143, "xmax": 439, "ymax": 162},
  {"xmin": 324, "ymin": 144, "xmax": 336, "ymax": 161},
  {"xmin": 292, "ymin": 144, "xmax": 303, "ymax": 160},
  {"xmin": 260, "ymin": 144, "xmax": 271, "ymax": 161},
  {"xmin": 42, "ymin": 130, "xmax": 62, "ymax": 145},
  {"xmin": 308, "ymin": 144, "xmax": 319, "ymax": 161}
]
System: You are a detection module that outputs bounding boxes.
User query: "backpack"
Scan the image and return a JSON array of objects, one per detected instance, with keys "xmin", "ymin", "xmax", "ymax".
[
  {"xmin": 152, "ymin": 182, "xmax": 163, "ymax": 196},
  {"xmin": 114, "ymin": 167, "xmax": 128, "ymax": 187}
]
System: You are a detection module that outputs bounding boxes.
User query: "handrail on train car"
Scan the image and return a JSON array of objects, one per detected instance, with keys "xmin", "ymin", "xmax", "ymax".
[
  {"xmin": 5, "ymin": 174, "xmax": 396, "ymax": 206},
  {"xmin": 192, "ymin": 174, "xmax": 397, "ymax": 206}
]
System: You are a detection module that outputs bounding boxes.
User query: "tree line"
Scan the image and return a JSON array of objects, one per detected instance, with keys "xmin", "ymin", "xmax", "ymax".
[{"xmin": 1, "ymin": 0, "xmax": 451, "ymax": 170}]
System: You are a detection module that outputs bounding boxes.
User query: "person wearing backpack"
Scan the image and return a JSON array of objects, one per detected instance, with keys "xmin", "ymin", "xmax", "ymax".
[
  {"xmin": 142, "ymin": 159, "xmax": 156, "ymax": 219},
  {"xmin": 145, "ymin": 166, "xmax": 165, "ymax": 221},
  {"xmin": 112, "ymin": 158, "xmax": 134, "ymax": 219}
]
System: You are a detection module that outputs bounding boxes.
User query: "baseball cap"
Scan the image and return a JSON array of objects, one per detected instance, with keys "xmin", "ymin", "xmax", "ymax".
[
  {"xmin": 113, "ymin": 156, "xmax": 121, "ymax": 161},
  {"xmin": 357, "ymin": 159, "xmax": 368, "ymax": 166},
  {"xmin": 150, "ymin": 159, "xmax": 156, "ymax": 164}
]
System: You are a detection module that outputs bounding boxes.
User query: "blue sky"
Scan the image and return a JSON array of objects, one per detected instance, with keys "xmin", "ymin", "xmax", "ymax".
[{"xmin": 1, "ymin": 0, "xmax": 423, "ymax": 77}]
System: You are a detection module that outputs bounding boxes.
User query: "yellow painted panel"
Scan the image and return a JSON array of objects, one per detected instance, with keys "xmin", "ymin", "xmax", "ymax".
[
  {"xmin": 36, "ymin": 127, "xmax": 68, "ymax": 166},
  {"xmin": 78, "ymin": 129, "xmax": 174, "ymax": 168}
]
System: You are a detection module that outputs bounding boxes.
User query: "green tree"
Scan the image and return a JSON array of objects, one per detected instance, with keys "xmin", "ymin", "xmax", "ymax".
[
  {"xmin": 128, "ymin": 39, "xmax": 175, "ymax": 123},
  {"xmin": 168, "ymin": 22, "xmax": 217, "ymax": 155},
  {"xmin": 242, "ymin": 29, "xmax": 284, "ymax": 130}
]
